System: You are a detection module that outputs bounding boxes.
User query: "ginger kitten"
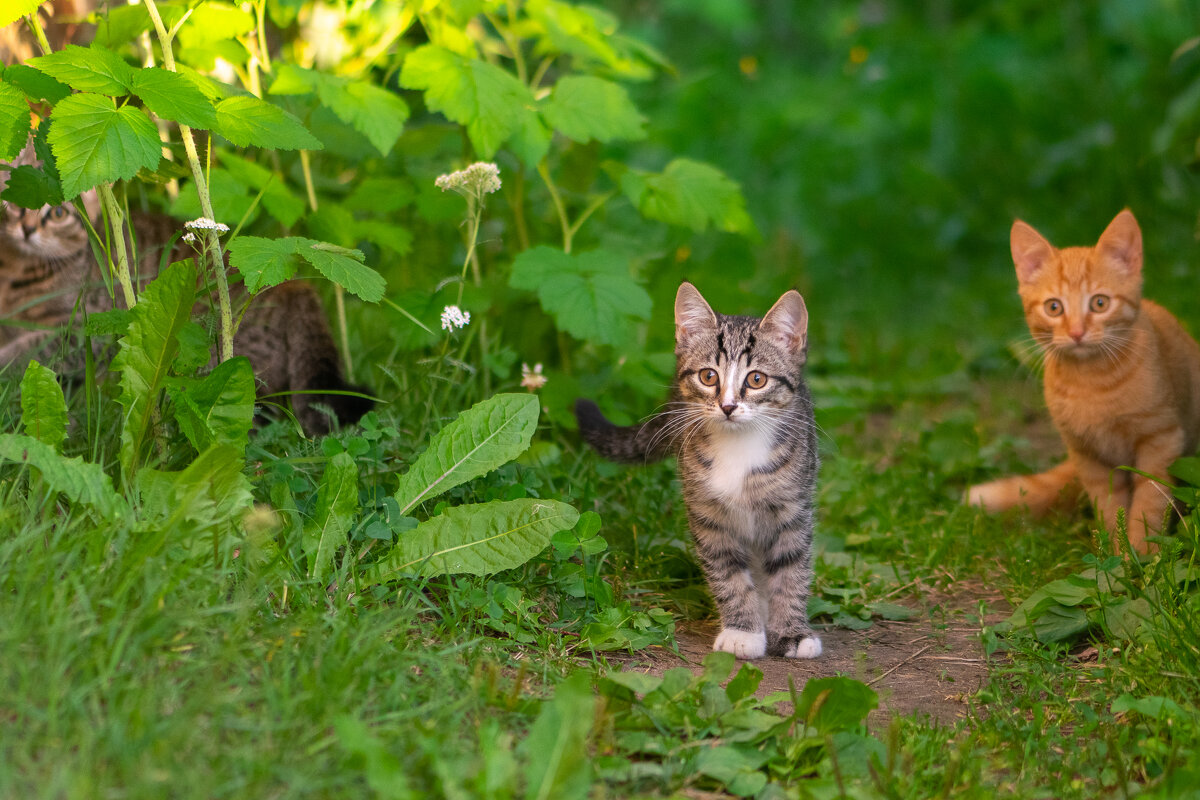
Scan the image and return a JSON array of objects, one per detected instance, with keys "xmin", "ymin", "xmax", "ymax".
[
  {"xmin": 969, "ymin": 210, "xmax": 1200, "ymax": 554},
  {"xmin": 576, "ymin": 282, "xmax": 822, "ymax": 660}
]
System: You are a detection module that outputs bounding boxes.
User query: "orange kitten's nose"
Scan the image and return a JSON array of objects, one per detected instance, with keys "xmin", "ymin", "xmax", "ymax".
[
  {"xmin": 1069, "ymin": 329, "xmax": 1085, "ymax": 342},
  {"xmin": 720, "ymin": 403, "xmax": 738, "ymax": 417}
]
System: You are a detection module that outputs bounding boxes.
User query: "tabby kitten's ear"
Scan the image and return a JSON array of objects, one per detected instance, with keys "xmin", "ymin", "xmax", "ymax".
[
  {"xmin": 1011, "ymin": 220, "xmax": 1056, "ymax": 284},
  {"xmin": 1095, "ymin": 209, "xmax": 1143, "ymax": 278},
  {"xmin": 759, "ymin": 290, "xmax": 809, "ymax": 357},
  {"xmin": 675, "ymin": 281, "xmax": 718, "ymax": 345}
]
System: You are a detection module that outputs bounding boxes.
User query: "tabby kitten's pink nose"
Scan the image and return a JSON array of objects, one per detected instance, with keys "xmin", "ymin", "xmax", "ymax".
[{"xmin": 720, "ymin": 403, "xmax": 738, "ymax": 417}]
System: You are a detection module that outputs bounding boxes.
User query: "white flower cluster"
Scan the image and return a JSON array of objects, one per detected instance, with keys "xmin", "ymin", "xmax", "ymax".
[
  {"xmin": 520, "ymin": 362, "xmax": 547, "ymax": 392},
  {"xmin": 440, "ymin": 305, "xmax": 471, "ymax": 331},
  {"xmin": 434, "ymin": 162, "xmax": 501, "ymax": 196},
  {"xmin": 181, "ymin": 232, "xmax": 197, "ymax": 244},
  {"xmin": 184, "ymin": 217, "xmax": 231, "ymax": 233}
]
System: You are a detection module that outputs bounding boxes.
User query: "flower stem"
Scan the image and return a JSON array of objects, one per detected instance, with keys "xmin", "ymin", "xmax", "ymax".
[{"xmin": 97, "ymin": 184, "xmax": 137, "ymax": 309}]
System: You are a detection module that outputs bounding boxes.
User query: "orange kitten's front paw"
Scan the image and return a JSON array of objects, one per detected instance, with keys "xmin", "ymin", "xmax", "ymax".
[{"xmin": 966, "ymin": 481, "xmax": 1002, "ymax": 511}]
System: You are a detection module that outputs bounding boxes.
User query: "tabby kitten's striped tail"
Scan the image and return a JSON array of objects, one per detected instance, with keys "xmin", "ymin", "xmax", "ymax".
[
  {"xmin": 574, "ymin": 399, "xmax": 674, "ymax": 463},
  {"xmin": 967, "ymin": 460, "xmax": 1079, "ymax": 516}
]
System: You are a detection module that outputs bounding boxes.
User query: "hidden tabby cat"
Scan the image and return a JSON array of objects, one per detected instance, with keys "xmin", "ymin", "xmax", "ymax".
[
  {"xmin": 0, "ymin": 147, "xmax": 371, "ymax": 435},
  {"xmin": 576, "ymin": 282, "xmax": 822, "ymax": 660},
  {"xmin": 969, "ymin": 210, "xmax": 1200, "ymax": 554}
]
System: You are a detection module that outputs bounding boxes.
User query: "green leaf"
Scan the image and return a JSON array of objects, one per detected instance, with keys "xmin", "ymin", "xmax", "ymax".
[
  {"xmin": 1111, "ymin": 694, "xmax": 1187, "ymax": 721},
  {"xmin": 178, "ymin": 1, "xmax": 255, "ymax": 45},
  {"xmin": 400, "ymin": 44, "xmax": 535, "ymax": 158},
  {"xmin": 542, "ymin": 75, "xmax": 645, "ymax": 144},
  {"xmin": 0, "ymin": 1, "xmax": 46, "ymax": 29},
  {"xmin": 129, "ymin": 67, "xmax": 218, "ymax": 129},
  {"xmin": 521, "ymin": 671, "xmax": 594, "ymax": 800},
  {"xmin": 169, "ymin": 357, "xmax": 255, "ymax": 456},
  {"xmin": 795, "ymin": 677, "xmax": 878, "ymax": 735},
  {"xmin": 0, "ymin": 433, "xmax": 127, "ymax": 521},
  {"xmin": 28, "ymin": 44, "xmax": 133, "ymax": 96},
  {"xmin": 0, "ymin": 80, "xmax": 31, "ymax": 161},
  {"xmin": 47, "ymin": 93, "xmax": 161, "ymax": 199},
  {"xmin": 135, "ymin": 444, "xmax": 254, "ymax": 541},
  {"xmin": 0, "ymin": 163, "xmax": 63, "ymax": 208},
  {"xmin": 355, "ymin": 219, "xmax": 413, "ymax": 257},
  {"xmin": 344, "ymin": 177, "xmax": 415, "ymax": 213},
  {"xmin": 366, "ymin": 498, "xmax": 579, "ymax": 580},
  {"xmin": 724, "ymin": 663, "xmax": 763, "ymax": 703},
  {"xmin": 334, "ymin": 716, "xmax": 412, "ymax": 798},
  {"xmin": 19, "ymin": 360, "xmax": 67, "ymax": 450},
  {"xmin": 690, "ymin": 745, "xmax": 768, "ymax": 797},
  {"xmin": 2, "ymin": 64, "xmax": 71, "ymax": 104},
  {"xmin": 91, "ymin": 4, "xmax": 153, "ymax": 49},
  {"xmin": 303, "ymin": 452, "xmax": 359, "ymax": 581},
  {"xmin": 394, "ymin": 393, "xmax": 540, "ymax": 515},
  {"xmin": 300, "ymin": 243, "xmax": 385, "ymax": 302},
  {"xmin": 319, "ymin": 78, "xmax": 409, "ymax": 157},
  {"xmin": 267, "ymin": 64, "xmax": 319, "ymax": 95},
  {"xmin": 218, "ymin": 150, "xmax": 305, "ymax": 227},
  {"xmin": 214, "ymin": 95, "xmax": 323, "ymax": 150},
  {"xmin": 508, "ymin": 246, "xmax": 652, "ymax": 346},
  {"xmin": 112, "ymin": 260, "xmax": 197, "ymax": 477},
  {"xmin": 617, "ymin": 158, "xmax": 755, "ymax": 234},
  {"xmin": 228, "ymin": 236, "xmax": 301, "ymax": 294}
]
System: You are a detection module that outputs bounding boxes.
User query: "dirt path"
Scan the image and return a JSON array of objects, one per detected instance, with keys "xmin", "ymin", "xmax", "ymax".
[{"xmin": 612, "ymin": 589, "xmax": 1007, "ymax": 729}]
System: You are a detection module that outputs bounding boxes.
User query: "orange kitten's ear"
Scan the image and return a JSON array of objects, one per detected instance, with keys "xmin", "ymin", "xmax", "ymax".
[
  {"xmin": 759, "ymin": 290, "xmax": 809, "ymax": 357},
  {"xmin": 1011, "ymin": 220, "xmax": 1055, "ymax": 283},
  {"xmin": 1096, "ymin": 209, "xmax": 1143, "ymax": 277},
  {"xmin": 675, "ymin": 281, "xmax": 718, "ymax": 345}
]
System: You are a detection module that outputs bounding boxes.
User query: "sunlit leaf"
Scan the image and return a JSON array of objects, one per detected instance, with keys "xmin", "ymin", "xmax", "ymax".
[
  {"xmin": 0, "ymin": 80, "xmax": 31, "ymax": 160},
  {"xmin": 542, "ymin": 75, "xmax": 645, "ymax": 144},
  {"xmin": 28, "ymin": 44, "xmax": 133, "ymax": 95},
  {"xmin": 214, "ymin": 95, "xmax": 323, "ymax": 150},
  {"xmin": 0, "ymin": 0, "xmax": 46, "ymax": 30},
  {"xmin": 47, "ymin": 93, "xmax": 161, "ymax": 199},
  {"xmin": 617, "ymin": 158, "xmax": 755, "ymax": 235},
  {"xmin": 129, "ymin": 67, "xmax": 218, "ymax": 129},
  {"xmin": 19, "ymin": 360, "xmax": 67, "ymax": 451}
]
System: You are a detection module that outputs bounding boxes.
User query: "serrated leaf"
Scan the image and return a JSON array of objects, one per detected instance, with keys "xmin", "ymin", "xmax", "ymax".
[
  {"xmin": 0, "ymin": 433, "xmax": 127, "ymax": 520},
  {"xmin": 20, "ymin": 360, "xmax": 67, "ymax": 450},
  {"xmin": 300, "ymin": 243, "xmax": 385, "ymax": 302},
  {"xmin": 0, "ymin": 80, "xmax": 31, "ymax": 161},
  {"xmin": 214, "ymin": 95, "xmax": 323, "ymax": 150},
  {"xmin": 47, "ymin": 93, "xmax": 161, "ymax": 199},
  {"xmin": 28, "ymin": 44, "xmax": 133, "ymax": 95},
  {"xmin": 304, "ymin": 452, "xmax": 359, "ymax": 581},
  {"xmin": 228, "ymin": 236, "xmax": 301, "ymax": 294},
  {"xmin": 509, "ymin": 246, "xmax": 652, "ymax": 346},
  {"xmin": 315, "ymin": 76, "xmax": 409, "ymax": 156},
  {"xmin": 0, "ymin": 163, "xmax": 63, "ymax": 208},
  {"xmin": 619, "ymin": 158, "xmax": 754, "ymax": 234},
  {"xmin": 366, "ymin": 498, "xmax": 579, "ymax": 580},
  {"xmin": 112, "ymin": 260, "xmax": 197, "ymax": 477},
  {"xmin": 135, "ymin": 443, "xmax": 253, "ymax": 541},
  {"xmin": 169, "ymin": 356, "xmax": 255, "ymax": 455},
  {"xmin": 400, "ymin": 44, "xmax": 534, "ymax": 157},
  {"xmin": 394, "ymin": 393, "xmax": 540, "ymax": 515},
  {"xmin": 542, "ymin": 75, "xmax": 645, "ymax": 144},
  {"xmin": 267, "ymin": 64, "xmax": 319, "ymax": 95},
  {"xmin": 129, "ymin": 67, "xmax": 218, "ymax": 129},
  {"xmin": 521, "ymin": 671, "xmax": 594, "ymax": 800},
  {"xmin": 84, "ymin": 308, "xmax": 132, "ymax": 337},
  {"xmin": 1, "ymin": 0, "xmax": 46, "ymax": 29},
  {"xmin": 2, "ymin": 64, "xmax": 71, "ymax": 104}
]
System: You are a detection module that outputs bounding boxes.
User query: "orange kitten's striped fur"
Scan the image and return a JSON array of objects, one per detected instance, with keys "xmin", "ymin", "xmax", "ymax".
[{"xmin": 968, "ymin": 210, "xmax": 1200, "ymax": 554}]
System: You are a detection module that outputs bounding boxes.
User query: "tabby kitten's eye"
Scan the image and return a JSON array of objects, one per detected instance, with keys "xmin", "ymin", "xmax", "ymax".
[
  {"xmin": 1044, "ymin": 299, "xmax": 1064, "ymax": 317},
  {"xmin": 1089, "ymin": 294, "xmax": 1110, "ymax": 312},
  {"xmin": 698, "ymin": 368, "xmax": 719, "ymax": 386},
  {"xmin": 50, "ymin": 207, "xmax": 68, "ymax": 219},
  {"xmin": 745, "ymin": 371, "xmax": 768, "ymax": 389}
]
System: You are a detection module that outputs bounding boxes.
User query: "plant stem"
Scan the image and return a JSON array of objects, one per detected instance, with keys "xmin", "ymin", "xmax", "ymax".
[
  {"xmin": 537, "ymin": 162, "xmax": 572, "ymax": 253},
  {"xmin": 24, "ymin": 13, "xmax": 51, "ymax": 56},
  {"xmin": 97, "ymin": 184, "xmax": 137, "ymax": 309}
]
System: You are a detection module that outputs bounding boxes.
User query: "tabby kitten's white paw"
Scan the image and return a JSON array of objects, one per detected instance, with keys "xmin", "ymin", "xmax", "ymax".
[
  {"xmin": 713, "ymin": 628, "xmax": 767, "ymax": 660},
  {"xmin": 783, "ymin": 636, "xmax": 823, "ymax": 659}
]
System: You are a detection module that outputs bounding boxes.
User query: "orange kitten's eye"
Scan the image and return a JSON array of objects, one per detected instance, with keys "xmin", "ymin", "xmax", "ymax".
[
  {"xmin": 745, "ymin": 371, "xmax": 767, "ymax": 389},
  {"xmin": 1089, "ymin": 295, "xmax": 1110, "ymax": 312},
  {"xmin": 1044, "ymin": 299, "xmax": 1064, "ymax": 317},
  {"xmin": 698, "ymin": 369, "xmax": 719, "ymax": 387}
]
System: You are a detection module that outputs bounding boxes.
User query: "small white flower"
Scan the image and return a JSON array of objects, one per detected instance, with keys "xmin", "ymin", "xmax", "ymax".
[
  {"xmin": 440, "ymin": 305, "xmax": 471, "ymax": 331},
  {"xmin": 435, "ymin": 162, "xmax": 501, "ymax": 197},
  {"xmin": 520, "ymin": 362, "xmax": 547, "ymax": 392},
  {"xmin": 184, "ymin": 217, "xmax": 230, "ymax": 233},
  {"xmin": 181, "ymin": 232, "xmax": 197, "ymax": 244}
]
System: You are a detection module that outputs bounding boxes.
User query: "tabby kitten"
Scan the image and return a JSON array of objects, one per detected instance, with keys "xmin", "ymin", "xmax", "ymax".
[
  {"xmin": 0, "ymin": 164, "xmax": 371, "ymax": 435},
  {"xmin": 576, "ymin": 282, "xmax": 822, "ymax": 660},
  {"xmin": 968, "ymin": 210, "xmax": 1200, "ymax": 554}
]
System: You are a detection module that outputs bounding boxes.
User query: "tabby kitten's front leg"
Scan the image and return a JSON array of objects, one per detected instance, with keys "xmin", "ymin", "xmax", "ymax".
[
  {"xmin": 690, "ymin": 514, "xmax": 768, "ymax": 659},
  {"xmin": 763, "ymin": 518, "xmax": 821, "ymax": 658}
]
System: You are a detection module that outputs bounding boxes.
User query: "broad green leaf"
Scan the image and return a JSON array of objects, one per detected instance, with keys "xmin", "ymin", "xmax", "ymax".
[
  {"xmin": 47, "ymin": 93, "xmax": 161, "ymax": 199},
  {"xmin": 1, "ymin": 0, "xmax": 46, "ymax": 29},
  {"xmin": 617, "ymin": 158, "xmax": 755, "ymax": 235},
  {"xmin": 19, "ymin": 360, "xmax": 67, "ymax": 451},
  {"xmin": 129, "ymin": 67, "xmax": 218, "ymax": 129},
  {"xmin": 521, "ymin": 671, "xmax": 594, "ymax": 800},
  {"xmin": 795, "ymin": 676, "xmax": 878, "ymax": 735},
  {"xmin": 267, "ymin": 64, "xmax": 319, "ymax": 95},
  {"xmin": 1111, "ymin": 694, "xmax": 1187, "ymax": 721},
  {"xmin": 542, "ymin": 75, "xmax": 645, "ymax": 144},
  {"xmin": 301, "ymin": 243, "xmax": 385, "ymax": 302},
  {"xmin": 28, "ymin": 44, "xmax": 133, "ymax": 96},
  {"xmin": 218, "ymin": 150, "xmax": 305, "ymax": 227},
  {"xmin": 214, "ymin": 95, "xmax": 323, "ymax": 150},
  {"xmin": 90, "ymin": 4, "xmax": 153, "ymax": 49},
  {"xmin": 135, "ymin": 443, "xmax": 254, "ymax": 541},
  {"xmin": 304, "ymin": 452, "xmax": 359, "ymax": 581},
  {"xmin": 0, "ymin": 163, "xmax": 63, "ymax": 208},
  {"xmin": 1, "ymin": 64, "xmax": 71, "ymax": 104},
  {"xmin": 690, "ymin": 745, "xmax": 768, "ymax": 797},
  {"xmin": 724, "ymin": 663, "xmax": 763, "ymax": 703},
  {"xmin": 394, "ymin": 393, "xmax": 540, "ymax": 515},
  {"xmin": 169, "ymin": 357, "xmax": 255, "ymax": 456},
  {"xmin": 112, "ymin": 260, "xmax": 197, "ymax": 477},
  {"xmin": 508, "ymin": 246, "xmax": 652, "ymax": 346},
  {"xmin": 178, "ymin": 1, "xmax": 255, "ymax": 45},
  {"xmin": 228, "ymin": 236, "xmax": 301, "ymax": 293},
  {"xmin": 400, "ymin": 44, "xmax": 534, "ymax": 157},
  {"xmin": 0, "ymin": 80, "xmax": 30, "ymax": 161},
  {"xmin": 0, "ymin": 433, "xmax": 127, "ymax": 520},
  {"xmin": 365, "ymin": 498, "xmax": 579, "ymax": 581}
]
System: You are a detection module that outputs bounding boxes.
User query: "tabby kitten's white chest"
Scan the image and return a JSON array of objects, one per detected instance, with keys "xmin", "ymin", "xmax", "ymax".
[{"xmin": 703, "ymin": 423, "xmax": 775, "ymax": 507}]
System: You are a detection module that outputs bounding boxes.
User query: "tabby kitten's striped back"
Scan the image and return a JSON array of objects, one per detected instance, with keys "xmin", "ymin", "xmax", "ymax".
[{"xmin": 576, "ymin": 282, "xmax": 822, "ymax": 660}]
